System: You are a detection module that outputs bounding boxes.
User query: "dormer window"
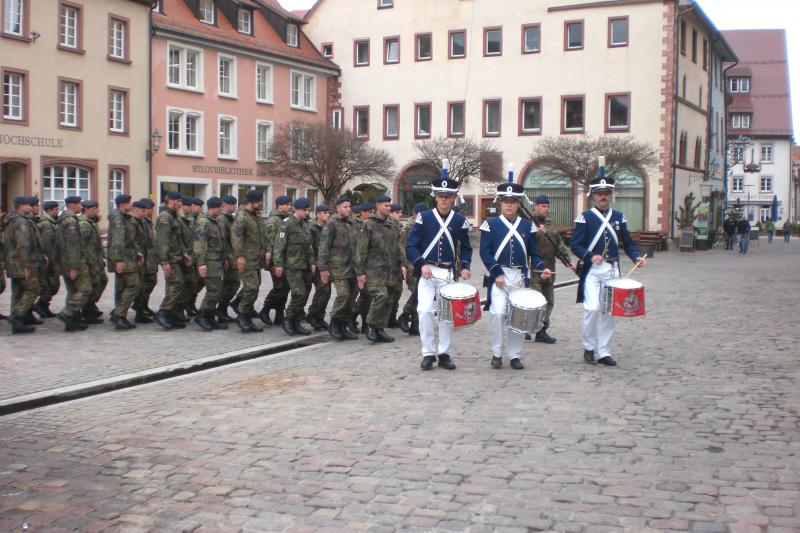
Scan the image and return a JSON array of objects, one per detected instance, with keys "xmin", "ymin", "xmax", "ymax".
[
  {"xmin": 286, "ymin": 23, "xmax": 299, "ymax": 47},
  {"xmin": 237, "ymin": 9, "xmax": 251, "ymax": 34},
  {"xmin": 729, "ymin": 77, "xmax": 750, "ymax": 93},
  {"xmin": 198, "ymin": 0, "xmax": 214, "ymax": 25}
]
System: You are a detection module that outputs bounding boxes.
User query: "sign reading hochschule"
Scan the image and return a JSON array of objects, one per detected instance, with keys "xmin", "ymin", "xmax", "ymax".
[{"xmin": 0, "ymin": 132, "xmax": 64, "ymax": 149}]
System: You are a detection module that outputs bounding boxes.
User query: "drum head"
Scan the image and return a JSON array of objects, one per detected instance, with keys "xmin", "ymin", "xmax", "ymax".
[
  {"xmin": 606, "ymin": 278, "xmax": 643, "ymax": 289},
  {"xmin": 440, "ymin": 282, "xmax": 477, "ymax": 298},
  {"xmin": 509, "ymin": 288, "xmax": 547, "ymax": 309}
]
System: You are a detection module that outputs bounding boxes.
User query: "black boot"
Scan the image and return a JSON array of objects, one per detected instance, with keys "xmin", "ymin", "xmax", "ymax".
[
  {"xmin": 535, "ymin": 327, "xmax": 557, "ymax": 344},
  {"xmin": 209, "ymin": 312, "xmax": 227, "ymax": 330},
  {"xmin": 273, "ymin": 307, "xmax": 285, "ymax": 327},
  {"xmin": 281, "ymin": 317, "xmax": 295, "ymax": 335},
  {"xmin": 329, "ymin": 320, "xmax": 344, "ymax": 340},
  {"xmin": 398, "ymin": 313, "xmax": 410, "ymax": 333},
  {"xmin": 230, "ymin": 296, "xmax": 241, "ymax": 316},
  {"xmin": 134, "ymin": 308, "xmax": 154, "ymax": 324},
  {"xmin": 23, "ymin": 310, "xmax": 43, "ymax": 325},
  {"xmin": 9, "ymin": 312, "xmax": 35, "ymax": 334},
  {"xmin": 81, "ymin": 310, "xmax": 104, "ymax": 325},
  {"xmin": 154, "ymin": 310, "xmax": 174, "ymax": 330},
  {"xmin": 347, "ymin": 315, "xmax": 359, "ymax": 335},
  {"xmin": 340, "ymin": 320, "xmax": 358, "ymax": 340},
  {"xmin": 109, "ymin": 314, "xmax": 129, "ymax": 331},
  {"xmin": 366, "ymin": 326, "xmax": 379, "ymax": 342},
  {"xmin": 293, "ymin": 319, "xmax": 310, "ymax": 336},
  {"xmin": 174, "ymin": 307, "xmax": 189, "ymax": 323},
  {"xmin": 387, "ymin": 316, "xmax": 400, "ymax": 328},
  {"xmin": 307, "ymin": 315, "xmax": 326, "ymax": 331},
  {"xmin": 437, "ymin": 353, "xmax": 456, "ymax": 370},
  {"xmin": 258, "ymin": 305, "xmax": 273, "ymax": 326},
  {"xmin": 237, "ymin": 313, "xmax": 254, "ymax": 333},
  {"xmin": 183, "ymin": 304, "xmax": 197, "ymax": 318},
  {"xmin": 408, "ymin": 319, "xmax": 420, "ymax": 336},
  {"xmin": 217, "ymin": 304, "xmax": 234, "ymax": 323},
  {"xmin": 143, "ymin": 306, "xmax": 156, "ymax": 317},
  {"xmin": 376, "ymin": 329, "xmax": 395, "ymax": 343},
  {"xmin": 88, "ymin": 303, "xmax": 103, "ymax": 318},
  {"xmin": 420, "ymin": 355, "xmax": 436, "ymax": 370},
  {"xmin": 194, "ymin": 311, "xmax": 214, "ymax": 332},
  {"xmin": 57, "ymin": 311, "xmax": 82, "ymax": 332},
  {"xmin": 33, "ymin": 300, "xmax": 56, "ymax": 318},
  {"xmin": 169, "ymin": 312, "xmax": 186, "ymax": 329}
]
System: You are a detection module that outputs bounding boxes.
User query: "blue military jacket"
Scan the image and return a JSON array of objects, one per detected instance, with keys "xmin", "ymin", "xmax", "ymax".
[
  {"xmin": 570, "ymin": 208, "xmax": 641, "ymax": 303},
  {"xmin": 406, "ymin": 208, "xmax": 472, "ymax": 276},
  {"xmin": 479, "ymin": 215, "xmax": 545, "ymax": 308}
]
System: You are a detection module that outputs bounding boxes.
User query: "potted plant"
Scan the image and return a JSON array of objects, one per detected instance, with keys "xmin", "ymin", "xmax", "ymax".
[{"xmin": 675, "ymin": 192, "xmax": 702, "ymax": 249}]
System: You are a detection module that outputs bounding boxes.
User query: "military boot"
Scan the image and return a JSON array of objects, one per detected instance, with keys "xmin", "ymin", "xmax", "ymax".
[
  {"xmin": 174, "ymin": 307, "xmax": 189, "ymax": 323},
  {"xmin": 338, "ymin": 319, "xmax": 358, "ymax": 340},
  {"xmin": 398, "ymin": 313, "xmax": 410, "ymax": 333},
  {"xmin": 209, "ymin": 312, "xmax": 227, "ymax": 330},
  {"xmin": 307, "ymin": 315, "xmax": 325, "ymax": 331},
  {"xmin": 258, "ymin": 305, "xmax": 273, "ymax": 326},
  {"xmin": 109, "ymin": 314, "xmax": 130, "ymax": 331},
  {"xmin": 183, "ymin": 303, "xmax": 197, "ymax": 317},
  {"xmin": 366, "ymin": 326, "xmax": 380, "ymax": 342},
  {"xmin": 293, "ymin": 319, "xmax": 310, "ymax": 336},
  {"xmin": 387, "ymin": 316, "xmax": 400, "ymax": 328},
  {"xmin": 273, "ymin": 307, "xmax": 285, "ymax": 327},
  {"xmin": 9, "ymin": 313, "xmax": 35, "ymax": 334},
  {"xmin": 329, "ymin": 320, "xmax": 344, "ymax": 340},
  {"xmin": 154, "ymin": 310, "xmax": 174, "ymax": 330},
  {"xmin": 281, "ymin": 318, "xmax": 295, "ymax": 335},
  {"xmin": 376, "ymin": 329, "xmax": 395, "ymax": 343},
  {"xmin": 134, "ymin": 308, "xmax": 154, "ymax": 324},
  {"xmin": 236, "ymin": 313, "xmax": 253, "ymax": 333},
  {"xmin": 408, "ymin": 319, "xmax": 420, "ymax": 336},
  {"xmin": 86, "ymin": 303, "xmax": 103, "ymax": 319},
  {"xmin": 217, "ymin": 304, "xmax": 234, "ymax": 323},
  {"xmin": 194, "ymin": 311, "xmax": 213, "ymax": 332},
  {"xmin": 57, "ymin": 311, "xmax": 84, "ymax": 332},
  {"xmin": 229, "ymin": 295, "xmax": 241, "ymax": 316},
  {"xmin": 534, "ymin": 327, "xmax": 557, "ymax": 344},
  {"xmin": 169, "ymin": 312, "xmax": 187, "ymax": 329},
  {"xmin": 81, "ymin": 310, "xmax": 104, "ymax": 325},
  {"xmin": 33, "ymin": 300, "xmax": 56, "ymax": 318},
  {"xmin": 347, "ymin": 314, "xmax": 359, "ymax": 335},
  {"xmin": 23, "ymin": 310, "xmax": 43, "ymax": 325}
]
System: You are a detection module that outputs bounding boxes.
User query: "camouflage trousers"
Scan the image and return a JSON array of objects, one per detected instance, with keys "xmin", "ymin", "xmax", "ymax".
[
  {"xmin": 181, "ymin": 266, "xmax": 203, "ymax": 306},
  {"xmin": 200, "ymin": 276, "xmax": 223, "ymax": 312},
  {"xmin": 88, "ymin": 269, "xmax": 108, "ymax": 308},
  {"xmin": 388, "ymin": 281, "xmax": 402, "ymax": 320},
  {"xmin": 135, "ymin": 271, "xmax": 158, "ymax": 310},
  {"xmin": 531, "ymin": 279, "xmax": 555, "ymax": 328},
  {"xmin": 307, "ymin": 271, "xmax": 331, "ymax": 320},
  {"xmin": 38, "ymin": 265, "xmax": 60, "ymax": 305},
  {"xmin": 237, "ymin": 269, "xmax": 261, "ymax": 315},
  {"xmin": 220, "ymin": 265, "xmax": 240, "ymax": 307},
  {"xmin": 11, "ymin": 275, "xmax": 41, "ymax": 316},
  {"xmin": 401, "ymin": 274, "xmax": 419, "ymax": 319},
  {"xmin": 262, "ymin": 270, "xmax": 290, "ymax": 312},
  {"xmin": 285, "ymin": 269, "xmax": 311, "ymax": 321},
  {"xmin": 365, "ymin": 274, "xmax": 391, "ymax": 328},
  {"xmin": 330, "ymin": 277, "xmax": 357, "ymax": 322},
  {"xmin": 159, "ymin": 264, "xmax": 184, "ymax": 313},
  {"xmin": 113, "ymin": 272, "xmax": 140, "ymax": 318},
  {"xmin": 355, "ymin": 286, "xmax": 371, "ymax": 320},
  {"xmin": 63, "ymin": 266, "xmax": 93, "ymax": 318}
]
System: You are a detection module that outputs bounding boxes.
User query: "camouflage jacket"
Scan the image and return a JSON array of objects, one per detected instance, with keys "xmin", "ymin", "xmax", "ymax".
[
  {"xmin": 4, "ymin": 212, "xmax": 38, "ymax": 277},
  {"xmin": 273, "ymin": 216, "xmax": 314, "ymax": 270},
  {"xmin": 309, "ymin": 219, "xmax": 326, "ymax": 261},
  {"xmin": 317, "ymin": 214, "xmax": 356, "ymax": 279},
  {"xmin": 532, "ymin": 214, "xmax": 572, "ymax": 277},
  {"xmin": 56, "ymin": 212, "xmax": 85, "ymax": 271},
  {"xmin": 107, "ymin": 208, "xmax": 139, "ymax": 273},
  {"xmin": 263, "ymin": 211, "xmax": 289, "ymax": 257},
  {"xmin": 37, "ymin": 213, "xmax": 59, "ymax": 263},
  {"xmin": 78, "ymin": 215, "xmax": 104, "ymax": 272},
  {"xmin": 178, "ymin": 212, "xmax": 195, "ymax": 260},
  {"xmin": 355, "ymin": 214, "xmax": 403, "ymax": 278},
  {"xmin": 135, "ymin": 216, "xmax": 158, "ymax": 273},
  {"xmin": 194, "ymin": 213, "xmax": 226, "ymax": 277},
  {"xmin": 232, "ymin": 208, "xmax": 265, "ymax": 270},
  {"xmin": 217, "ymin": 211, "xmax": 236, "ymax": 263},
  {"xmin": 156, "ymin": 207, "xmax": 185, "ymax": 265}
]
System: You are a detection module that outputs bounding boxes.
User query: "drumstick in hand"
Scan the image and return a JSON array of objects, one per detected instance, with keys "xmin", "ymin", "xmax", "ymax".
[{"xmin": 625, "ymin": 254, "xmax": 648, "ymax": 278}]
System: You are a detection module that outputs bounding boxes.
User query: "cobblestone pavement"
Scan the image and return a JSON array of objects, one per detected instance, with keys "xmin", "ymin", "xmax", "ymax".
[{"xmin": 1, "ymin": 242, "xmax": 799, "ymax": 532}]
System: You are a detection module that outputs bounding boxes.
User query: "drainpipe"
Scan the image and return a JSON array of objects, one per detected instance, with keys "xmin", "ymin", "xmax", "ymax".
[
  {"xmin": 147, "ymin": 10, "xmax": 154, "ymax": 199},
  {"xmin": 721, "ymin": 59, "xmax": 739, "ymax": 220}
]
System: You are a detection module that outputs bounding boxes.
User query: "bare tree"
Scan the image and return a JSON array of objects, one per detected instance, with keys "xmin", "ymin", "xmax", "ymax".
[
  {"xmin": 413, "ymin": 136, "xmax": 503, "ymax": 184},
  {"xmin": 269, "ymin": 121, "xmax": 395, "ymax": 204},
  {"xmin": 530, "ymin": 136, "xmax": 658, "ymax": 192}
]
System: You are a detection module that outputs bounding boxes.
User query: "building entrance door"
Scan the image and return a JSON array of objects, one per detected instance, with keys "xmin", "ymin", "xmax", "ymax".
[{"xmin": 0, "ymin": 160, "xmax": 28, "ymax": 214}]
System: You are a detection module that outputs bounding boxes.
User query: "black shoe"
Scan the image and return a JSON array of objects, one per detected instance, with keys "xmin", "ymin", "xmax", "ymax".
[
  {"xmin": 535, "ymin": 328, "xmax": 557, "ymax": 344},
  {"xmin": 9, "ymin": 313, "xmax": 35, "ymax": 334},
  {"xmin": 346, "ymin": 317, "xmax": 360, "ymax": 335},
  {"xmin": 258, "ymin": 306, "xmax": 273, "ymax": 326},
  {"xmin": 491, "ymin": 356, "xmax": 503, "ymax": 369},
  {"xmin": 437, "ymin": 353, "xmax": 456, "ymax": 370},
  {"xmin": 237, "ymin": 314, "xmax": 254, "ymax": 333},
  {"xmin": 307, "ymin": 315, "xmax": 326, "ymax": 331},
  {"xmin": 174, "ymin": 308, "xmax": 189, "ymax": 323},
  {"xmin": 33, "ymin": 301, "xmax": 56, "ymax": 318},
  {"xmin": 329, "ymin": 320, "xmax": 344, "ymax": 340},
  {"xmin": 81, "ymin": 312, "xmax": 104, "ymax": 325},
  {"xmin": 387, "ymin": 316, "xmax": 400, "ymax": 328},
  {"xmin": 376, "ymin": 329, "xmax": 394, "ymax": 343},
  {"xmin": 168, "ymin": 312, "xmax": 186, "ymax": 329},
  {"xmin": 597, "ymin": 356, "xmax": 617, "ymax": 366},
  {"xmin": 216, "ymin": 306, "xmax": 234, "ymax": 323},
  {"xmin": 23, "ymin": 311, "xmax": 43, "ymax": 325},
  {"xmin": 109, "ymin": 314, "xmax": 130, "ymax": 331},
  {"xmin": 510, "ymin": 358, "xmax": 524, "ymax": 370},
  {"xmin": 57, "ymin": 311, "xmax": 81, "ymax": 332},
  {"xmin": 183, "ymin": 304, "xmax": 197, "ymax": 318},
  {"xmin": 584, "ymin": 349, "xmax": 596, "ymax": 364},
  {"xmin": 340, "ymin": 320, "xmax": 358, "ymax": 340},
  {"xmin": 194, "ymin": 312, "xmax": 214, "ymax": 332},
  {"xmin": 273, "ymin": 309, "xmax": 285, "ymax": 326},
  {"xmin": 122, "ymin": 318, "xmax": 137, "ymax": 330},
  {"xmin": 281, "ymin": 318, "xmax": 295, "ymax": 335},
  {"xmin": 246, "ymin": 314, "xmax": 263, "ymax": 332},
  {"xmin": 366, "ymin": 326, "xmax": 379, "ymax": 342},
  {"xmin": 143, "ymin": 306, "xmax": 156, "ymax": 317},
  {"xmin": 398, "ymin": 313, "xmax": 410, "ymax": 333},
  {"xmin": 293, "ymin": 319, "xmax": 311, "ymax": 336},
  {"xmin": 134, "ymin": 309, "xmax": 154, "ymax": 324},
  {"xmin": 524, "ymin": 333, "xmax": 532, "ymax": 341},
  {"xmin": 208, "ymin": 313, "xmax": 227, "ymax": 330},
  {"xmin": 154, "ymin": 310, "xmax": 174, "ymax": 330},
  {"xmin": 408, "ymin": 320, "xmax": 420, "ymax": 336},
  {"xmin": 317, "ymin": 317, "xmax": 329, "ymax": 330},
  {"xmin": 421, "ymin": 355, "xmax": 436, "ymax": 370}
]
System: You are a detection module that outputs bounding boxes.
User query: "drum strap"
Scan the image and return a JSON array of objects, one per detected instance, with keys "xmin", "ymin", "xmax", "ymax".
[
  {"xmin": 422, "ymin": 209, "xmax": 455, "ymax": 262},
  {"xmin": 494, "ymin": 215, "xmax": 526, "ymax": 262},
  {"xmin": 588, "ymin": 208, "xmax": 618, "ymax": 252}
]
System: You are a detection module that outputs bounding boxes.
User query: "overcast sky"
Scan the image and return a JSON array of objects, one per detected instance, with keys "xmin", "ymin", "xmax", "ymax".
[{"xmin": 279, "ymin": 0, "xmax": 799, "ymax": 137}]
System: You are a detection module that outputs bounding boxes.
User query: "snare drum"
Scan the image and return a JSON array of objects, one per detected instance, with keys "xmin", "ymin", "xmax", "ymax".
[
  {"xmin": 505, "ymin": 289, "xmax": 547, "ymax": 334},
  {"xmin": 438, "ymin": 283, "xmax": 481, "ymax": 328},
  {"xmin": 603, "ymin": 278, "xmax": 646, "ymax": 317}
]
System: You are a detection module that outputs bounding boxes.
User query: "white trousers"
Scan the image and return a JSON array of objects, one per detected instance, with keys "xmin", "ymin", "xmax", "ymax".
[
  {"xmin": 417, "ymin": 266, "xmax": 453, "ymax": 357},
  {"xmin": 490, "ymin": 267, "xmax": 524, "ymax": 361},
  {"xmin": 581, "ymin": 262, "xmax": 618, "ymax": 358}
]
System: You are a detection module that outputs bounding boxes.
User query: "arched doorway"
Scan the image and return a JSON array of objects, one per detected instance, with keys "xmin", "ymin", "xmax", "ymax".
[
  {"xmin": 611, "ymin": 172, "xmax": 645, "ymax": 231},
  {"xmin": 396, "ymin": 163, "xmax": 437, "ymax": 214},
  {"xmin": 522, "ymin": 167, "xmax": 575, "ymax": 228}
]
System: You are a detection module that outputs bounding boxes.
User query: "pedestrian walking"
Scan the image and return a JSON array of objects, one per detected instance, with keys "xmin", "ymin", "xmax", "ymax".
[
  {"xmin": 33, "ymin": 200, "xmax": 60, "ymax": 319},
  {"xmin": 737, "ymin": 217, "xmax": 751, "ymax": 254},
  {"xmin": 4, "ymin": 196, "xmax": 41, "ymax": 333},
  {"xmin": 132, "ymin": 199, "xmax": 158, "ymax": 322},
  {"xmin": 79, "ymin": 200, "xmax": 107, "ymax": 325},
  {"xmin": 273, "ymin": 197, "xmax": 315, "ymax": 336},
  {"xmin": 232, "ymin": 190, "xmax": 267, "ymax": 333},
  {"xmin": 193, "ymin": 197, "xmax": 227, "ymax": 331},
  {"xmin": 397, "ymin": 202, "xmax": 428, "ymax": 336},
  {"xmin": 766, "ymin": 217, "xmax": 775, "ymax": 243},
  {"xmin": 257, "ymin": 195, "xmax": 291, "ymax": 326},
  {"xmin": 387, "ymin": 203, "xmax": 407, "ymax": 328},
  {"xmin": 107, "ymin": 194, "xmax": 140, "ymax": 330},
  {"xmin": 55, "ymin": 196, "xmax": 91, "ymax": 332},
  {"xmin": 154, "ymin": 191, "xmax": 189, "ymax": 330},
  {"xmin": 782, "ymin": 220, "xmax": 791, "ymax": 242},
  {"xmin": 217, "ymin": 195, "xmax": 240, "ymax": 323},
  {"xmin": 306, "ymin": 204, "xmax": 331, "ymax": 331}
]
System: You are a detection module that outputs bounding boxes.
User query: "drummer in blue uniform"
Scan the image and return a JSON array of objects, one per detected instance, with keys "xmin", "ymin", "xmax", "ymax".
[
  {"xmin": 570, "ymin": 164, "xmax": 646, "ymax": 366},
  {"xmin": 480, "ymin": 183, "xmax": 551, "ymax": 370},
  {"xmin": 406, "ymin": 171, "xmax": 473, "ymax": 371}
]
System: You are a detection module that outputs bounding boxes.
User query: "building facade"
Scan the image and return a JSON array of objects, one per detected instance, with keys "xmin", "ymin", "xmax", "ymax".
[
  {"xmin": 151, "ymin": 0, "xmax": 339, "ymax": 210},
  {"xmin": 723, "ymin": 29, "xmax": 794, "ymax": 226},
  {"xmin": 1, "ymin": 0, "xmax": 152, "ymax": 219},
  {"xmin": 303, "ymin": 0, "xmax": 733, "ymax": 234}
]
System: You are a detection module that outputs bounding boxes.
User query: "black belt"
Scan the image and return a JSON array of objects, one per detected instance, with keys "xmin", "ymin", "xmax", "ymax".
[
  {"xmin": 427, "ymin": 262, "xmax": 452, "ymax": 268},
  {"xmin": 605, "ymin": 258, "xmax": 619, "ymax": 265}
]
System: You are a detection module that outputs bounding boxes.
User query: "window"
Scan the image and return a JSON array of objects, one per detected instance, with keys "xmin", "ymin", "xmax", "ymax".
[
  {"xmin": 321, "ymin": 43, "xmax": 333, "ymax": 58},
  {"xmin": 415, "ymin": 103, "xmax": 431, "ymax": 138},
  {"xmin": 449, "ymin": 30, "xmax": 466, "ymax": 58},
  {"xmin": 606, "ymin": 93, "xmax": 630, "ymax": 131},
  {"xmin": 383, "ymin": 105, "xmax": 399, "ymax": 139},
  {"xmin": 702, "ymin": 38, "xmax": 708, "ymax": 70},
  {"xmin": 760, "ymin": 177, "xmax": 772, "ymax": 193},
  {"xmin": 198, "ymin": 0, "xmax": 214, "ymax": 24},
  {"xmin": 691, "ymin": 29, "xmax": 697, "ymax": 63},
  {"xmin": 732, "ymin": 146, "xmax": 744, "ymax": 164},
  {"xmin": 760, "ymin": 144, "xmax": 773, "ymax": 164},
  {"xmin": 256, "ymin": 63, "xmax": 273, "ymax": 103},
  {"xmin": 237, "ymin": 8, "xmax": 251, "ymax": 34},
  {"xmin": 108, "ymin": 16, "xmax": 127, "ymax": 61},
  {"xmin": 729, "ymin": 77, "xmax": 750, "ymax": 93},
  {"xmin": 167, "ymin": 44, "xmax": 202, "ymax": 91},
  {"xmin": 759, "ymin": 207, "xmax": 771, "ymax": 221},
  {"xmin": 108, "ymin": 168, "xmax": 125, "ymax": 213},
  {"xmin": 2, "ymin": 69, "xmax": 25, "ymax": 122},
  {"xmin": 152, "ymin": 0, "xmax": 160, "ymax": 12},
  {"xmin": 682, "ymin": 75, "xmax": 687, "ymax": 98},
  {"xmin": 731, "ymin": 113, "xmax": 751, "ymax": 129},
  {"xmin": 678, "ymin": 132, "xmax": 687, "ymax": 165},
  {"xmin": 108, "ymin": 88, "xmax": 127, "ymax": 134},
  {"xmin": 354, "ymin": 39, "xmax": 369, "ymax": 66},
  {"xmin": 561, "ymin": 96, "xmax": 584, "ymax": 133},
  {"xmin": 43, "ymin": 165, "xmax": 90, "ymax": 202},
  {"xmin": 378, "ymin": 0, "xmax": 393, "ymax": 7},
  {"xmin": 167, "ymin": 108, "xmax": 202, "ymax": 155},
  {"xmin": 483, "ymin": 99, "xmax": 501, "ymax": 137},
  {"xmin": 519, "ymin": 98, "xmax": 541, "ymax": 134},
  {"xmin": 732, "ymin": 177, "xmax": 743, "ymax": 192},
  {"xmin": 384, "ymin": 36, "xmax": 399, "ymax": 64},
  {"xmin": 415, "ymin": 33, "xmax": 432, "ymax": 61},
  {"xmin": 484, "ymin": 27, "xmax": 502, "ymax": 56},
  {"xmin": 448, "ymin": 101, "xmax": 464, "ymax": 137},
  {"xmin": 694, "ymin": 137, "xmax": 702, "ymax": 168},
  {"xmin": 331, "ymin": 107, "xmax": 342, "ymax": 130},
  {"xmin": 522, "ymin": 24, "xmax": 540, "ymax": 54},
  {"xmin": 218, "ymin": 116, "xmax": 236, "ymax": 159},
  {"xmin": 289, "ymin": 124, "xmax": 311, "ymax": 162},
  {"xmin": 565, "ymin": 21, "xmax": 583, "ymax": 50},
  {"xmin": 256, "ymin": 120, "xmax": 273, "ymax": 162},
  {"xmin": 3, "ymin": 0, "xmax": 24, "ymax": 35},
  {"xmin": 608, "ymin": 17, "xmax": 628, "ymax": 47},
  {"xmin": 290, "ymin": 71, "xmax": 316, "ymax": 111},
  {"xmin": 59, "ymin": 79, "xmax": 80, "ymax": 129},
  {"xmin": 59, "ymin": 2, "xmax": 80, "ymax": 50},
  {"xmin": 286, "ymin": 23, "xmax": 298, "ymax": 47},
  {"xmin": 680, "ymin": 20, "xmax": 686, "ymax": 55},
  {"xmin": 218, "ymin": 55, "xmax": 236, "ymax": 97},
  {"xmin": 354, "ymin": 106, "xmax": 369, "ymax": 139}
]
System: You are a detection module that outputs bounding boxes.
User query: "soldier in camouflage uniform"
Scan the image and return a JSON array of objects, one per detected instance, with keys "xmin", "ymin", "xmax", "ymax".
[
  {"xmin": 33, "ymin": 200, "xmax": 60, "ymax": 319},
  {"xmin": 318, "ymin": 196, "xmax": 358, "ymax": 341},
  {"xmin": 387, "ymin": 204, "xmax": 407, "ymax": 328},
  {"xmin": 107, "ymin": 194, "xmax": 140, "ymax": 330},
  {"xmin": 257, "ymin": 195, "xmax": 291, "ymax": 326},
  {"xmin": 273, "ymin": 197, "xmax": 315, "ymax": 336},
  {"xmin": 193, "ymin": 196, "xmax": 227, "ymax": 332},
  {"xmin": 188, "ymin": 198, "xmax": 206, "ymax": 307},
  {"xmin": 529, "ymin": 194, "xmax": 575, "ymax": 344},
  {"xmin": 398, "ymin": 202, "xmax": 427, "ymax": 336},
  {"xmin": 306, "ymin": 204, "xmax": 331, "ymax": 331},
  {"xmin": 154, "ymin": 191, "xmax": 189, "ymax": 330},
  {"xmin": 130, "ymin": 199, "xmax": 155, "ymax": 324},
  {"xmin": 216, "ymin": 195, "xmax": 239, "ymax": 323},
  {"xmin": 79, "ymin": 200, "xmax": 106, "ymax": 325},
  {"xmin": 232, "ymin": 189, "xmax": 266, "ymax": 333},
  {"xmin": 0, "ymin": 210, "xmax": 6, "ymax": 322},
  {"xmin": 177, "ymin": 197, "xmax": 197, "ymax": 321},
  {"xmin": 55, "ymin": 196, "xmax": 90, "ymax": 332},
  {"xmin": 348, "ymin": 204, "xmax": 368, "ymax": 333},
  {"xmin": 3, "ymin": 197, "xmax": 40, "ymax": 333},
  {"xmin": 356, "ymin": 196, "xmax": 404, "ymax": 343}
]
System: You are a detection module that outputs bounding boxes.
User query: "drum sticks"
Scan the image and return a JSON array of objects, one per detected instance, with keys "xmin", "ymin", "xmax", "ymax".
[{"xmin": 625, "ymin": 254, "xmax": 648, "ymax": 278}]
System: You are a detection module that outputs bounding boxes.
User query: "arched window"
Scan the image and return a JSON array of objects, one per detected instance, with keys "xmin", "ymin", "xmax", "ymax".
[
  {"xmin": 108, "ymin": 167, "xmax": 126, "ymax": 212},
  {"xmin": 678, "ymin": 132, "xmax": 688, "ymax": 165},
  {"xmin": 42, "ymin": 165, "xmax": 91, "ymax": 202},
  {"xmin": 522, "ymin": 168, "xmax": 574, "ymax": 228},
  {"xmin": 694, "ymin": 137, "xmax": 703, "ymax": 168}
]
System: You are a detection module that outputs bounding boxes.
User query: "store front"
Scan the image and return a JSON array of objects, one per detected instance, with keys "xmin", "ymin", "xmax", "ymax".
[{"xmin": 396, "ymin": 164, "xmax": 438, "ymax": 215}]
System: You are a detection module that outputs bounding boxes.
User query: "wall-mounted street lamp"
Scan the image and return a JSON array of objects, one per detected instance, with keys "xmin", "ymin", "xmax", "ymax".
[{"xmin": 145, "ymin": 129, "xmax": 162, "ymax": 161}]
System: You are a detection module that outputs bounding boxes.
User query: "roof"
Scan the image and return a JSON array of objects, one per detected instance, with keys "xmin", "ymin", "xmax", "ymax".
[
  {"xmin": 291, "ymin": 9, "xmax": 308, "ymax": 18},
  {"xmin": 722, "ymin": 29, "xmax": 793, "ymax": 137},
  {"xmin": 154, "ymin": 0, "xmax": 338, "ymax": 72}
]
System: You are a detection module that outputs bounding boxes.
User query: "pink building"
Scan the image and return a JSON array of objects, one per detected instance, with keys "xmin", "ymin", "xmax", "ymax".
[{"xmin": 151, "ymin": 0, "xmax": 339, "ymax": 210}]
